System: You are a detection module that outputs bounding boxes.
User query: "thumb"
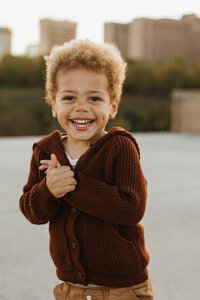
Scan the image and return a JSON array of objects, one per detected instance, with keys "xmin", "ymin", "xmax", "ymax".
[
  {"xmin": 49, "ymin": 154, "xmax": 59, "ymax": 169},
  {"xmin": 56, "ymin": 156, "xmax": 61, "ymax": 168}
]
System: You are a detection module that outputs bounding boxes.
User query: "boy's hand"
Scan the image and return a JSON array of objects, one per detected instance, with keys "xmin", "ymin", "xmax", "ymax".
[{"xmin": 44, "ymin": 154, "xmax": 77, "ymax": 198}]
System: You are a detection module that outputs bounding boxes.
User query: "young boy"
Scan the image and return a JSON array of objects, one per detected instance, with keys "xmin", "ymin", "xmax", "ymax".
[{"xmin": 20, "ymin": 39, "xmax": 154, "ymax": 300}]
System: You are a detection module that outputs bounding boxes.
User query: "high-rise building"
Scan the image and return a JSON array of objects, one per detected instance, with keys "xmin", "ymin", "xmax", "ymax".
[
  {"xmin": 104, "ymin": 14, "xmax": 200, "ymax": 62},
  {"xmin": 39, "ymin": 19, "xmax": 77, "ymax": 55},
  {"xmin": 104, "ymin": 23, "xmax": 129, "ymax": 58},
  {"xmin": 0, "ymin": 28, "xmax": 12, "ymax": 59}
]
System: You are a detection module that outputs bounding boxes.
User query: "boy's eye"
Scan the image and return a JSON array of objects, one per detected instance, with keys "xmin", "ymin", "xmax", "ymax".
[
  {"xmin": 91, "ymin": 96, "xmax": 101, "ymax": 102},
  {"xmin": 63, "ymin": 96, "xmax": 74, "ymax": 101}
]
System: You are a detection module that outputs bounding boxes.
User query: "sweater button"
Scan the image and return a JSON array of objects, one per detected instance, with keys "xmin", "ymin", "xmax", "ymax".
[
  {"xmin": 70, "ymin": 208, "xmax": 77, "ymax": 215},
  {"xmin": 71, "ymin": 242, "xmax": 77, "ymax": 249},
  {"xmin": 78, "ymin": 271, "xmax": 84, "ymax": 278}
]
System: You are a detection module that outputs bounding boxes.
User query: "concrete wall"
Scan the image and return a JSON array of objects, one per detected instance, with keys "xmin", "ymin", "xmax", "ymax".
[{"xmin": 171, "ymin": 89, "xmax": 200, "ymax": 133}]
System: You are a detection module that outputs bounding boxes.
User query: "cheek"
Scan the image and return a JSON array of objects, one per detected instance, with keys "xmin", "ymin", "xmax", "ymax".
[
  {"xmin": 99, "ymin": 112, "xmax": 110, "ymax": 123},
  {"xmin": 56, "ymin": 108, "xmax": 68, "ymax": 121},
  {"xmin": 57, "ymin": 104, "xmax": 69, "ymax": 115},
  {"xmin": 96, "ymin": 110, "xmax": 108, "ymax": 121}
]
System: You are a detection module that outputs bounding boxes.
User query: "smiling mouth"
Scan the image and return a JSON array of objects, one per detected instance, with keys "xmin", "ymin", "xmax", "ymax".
[{"xmin": 71, "ymin": 119, "xmax": 94, "ymax": 128}]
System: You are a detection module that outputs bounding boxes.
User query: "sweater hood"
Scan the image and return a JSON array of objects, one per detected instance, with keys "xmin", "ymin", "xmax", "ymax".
[
  {"xmin": 90, "ymin": 127, "xmax": 141, "ymax": 159},
  {"xmin": 34, "ymin": 126, "xmax": 140, "ymax": 161}
]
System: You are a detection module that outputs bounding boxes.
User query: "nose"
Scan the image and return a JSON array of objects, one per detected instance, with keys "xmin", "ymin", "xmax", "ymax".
[{"xmin": 74, "ymin": 98, "xmax": 89, "ymax": 112}]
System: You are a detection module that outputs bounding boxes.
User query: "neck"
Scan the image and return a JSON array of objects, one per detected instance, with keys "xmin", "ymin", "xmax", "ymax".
[
  {"xmin": 63, "ymin": 130, "xmax": 107, "ymax": 159},
  {"xmin": 63, "ymin": 138, "xmax": 91, "ymax": 159}
]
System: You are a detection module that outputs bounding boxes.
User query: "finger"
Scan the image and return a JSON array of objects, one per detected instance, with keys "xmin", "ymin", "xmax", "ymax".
[
  {"xmin": 60, "ymin": 166, "xmax": 71, "ymax": 172},
  {"xmin": 56, "ymin": 158, "xmax": 61, "ymax": 168},
  {"xmin": 39, "ymin": 165, "xmax": 47, "ymax": 170},
  {"xmin": 55, "ymin": 177, "xmax": 77, "ymax": 188},
  {"xmin": 39, "ymin": 162, "xmax": 49, "ymax": 167},
  {"xmin": 63, "ymin": 178, "xmax": 77, "ymax": 186},
  {"xmin": 52, "ymin": 154, "xmax": 61, "ymax": 168},
  {"xmin": 60, "ymin": 170, "xmax": 75, "ymax": 178},
  {"xmin": 40, "ymin": 160, "xmax": 50, "ymax": 165},
  {"xmin": 39, "ymin": 162, "xmax": 50, "ymax": 170},
  {"xmin": 54, "ymin": 167, "xmax": 73, "ymax": 177},
  {"xmin": 67, "ymin": 185, "xmax": 76, "ymax": 192},
  {"xmin": 63, "ymin": 184, "xmax": 76, "ymax": 194},
  {"xmin": 49, "ymin": 154, "xmax": 59, "ymax": 169},
  {"xmin": 55, "ymin": 185, "xmax": 76, "ymax": 198}
]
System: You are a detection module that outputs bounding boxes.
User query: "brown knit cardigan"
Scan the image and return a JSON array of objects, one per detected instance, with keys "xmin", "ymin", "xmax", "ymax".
[{"xmin": 19, "ymin": 127, "xmax": 149, "ymax": 287}]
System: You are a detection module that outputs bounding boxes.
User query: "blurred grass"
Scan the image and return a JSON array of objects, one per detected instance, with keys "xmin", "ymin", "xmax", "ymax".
[
  {"xmin": 0, "ymin": 88, "xmax": 170, "ymax": 136},
  {"xmin": 107, "ymin": 93, "xmax": 170, "ymax": 132}
]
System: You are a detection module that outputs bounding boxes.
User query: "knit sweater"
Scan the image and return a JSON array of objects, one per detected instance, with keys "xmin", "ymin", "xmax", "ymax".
[{"xmin": 19, "ymin": 127, "xmax": 149, "ymax": 287}]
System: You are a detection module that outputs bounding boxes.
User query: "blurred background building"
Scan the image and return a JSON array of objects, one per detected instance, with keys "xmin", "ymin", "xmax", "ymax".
[
  {"xmin": 1, "ymin": 15, "xmax": 199, "ymax": 62},
  {"xmin": 104, "ymin": 23, "xmax": 129, "ymax": 58},
  {"xmin": 0, "ymin": 27, "xmax": 12, "ymax": 59},
  {"xmin": 171, "ymin": 90, "xmax": 200, "ymax": 134},
  {"xmin": 39, "ymin": 19, "xmax": 77, "ymax": 55},
  {"xmin": 105, "ymin": 14, "xmax": 200, "ymax": 62}
]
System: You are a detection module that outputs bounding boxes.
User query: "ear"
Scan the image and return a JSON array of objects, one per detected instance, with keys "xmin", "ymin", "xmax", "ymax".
[
  {"xmin": 109, "ymin": 101, "xmax": 118, "ymax": 119},
  {"xmin": 51, "ymin": 102, "xmax": 57, "ymax": 118}
]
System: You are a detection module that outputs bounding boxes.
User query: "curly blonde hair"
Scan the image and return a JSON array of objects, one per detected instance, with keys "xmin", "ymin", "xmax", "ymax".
[{"xmin": 44, "ymin": 39, "xmax": 127, "ymax": 105}]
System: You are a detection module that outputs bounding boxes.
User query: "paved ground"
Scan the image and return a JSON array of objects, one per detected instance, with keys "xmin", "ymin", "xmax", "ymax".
[{"xmin": 0, "ymin": 132, "xmax": 199, "ymax": 300}]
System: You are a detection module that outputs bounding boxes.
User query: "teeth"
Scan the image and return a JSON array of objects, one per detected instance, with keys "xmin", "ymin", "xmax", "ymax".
[
  {"xmin": 72, "ymin": 120, "xmax": 92, "ymax": 124},
  {"xmin": 71, "ymin": 119, "xmax": 93, "ymax": 127}
]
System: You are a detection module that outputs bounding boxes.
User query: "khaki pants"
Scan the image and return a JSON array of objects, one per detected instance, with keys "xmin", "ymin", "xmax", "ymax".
[{"xmin": 53, "ymin": 279, "xmax": 154, "ymax": 300}]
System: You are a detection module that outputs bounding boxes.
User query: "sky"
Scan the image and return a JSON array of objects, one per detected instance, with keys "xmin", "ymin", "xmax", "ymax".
[{"xmin": 1, "ymin": 0, "xmax": 200, "ymax": 55}]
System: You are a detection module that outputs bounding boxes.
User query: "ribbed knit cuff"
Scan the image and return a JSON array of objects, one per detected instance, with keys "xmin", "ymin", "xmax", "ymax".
[{"xmin": 37, "ymin": 177, "xmax": 62, "ymax": 204}]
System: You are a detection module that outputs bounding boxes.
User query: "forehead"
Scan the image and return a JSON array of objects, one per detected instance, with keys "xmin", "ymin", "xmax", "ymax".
[{"xmin": 56, "ymin": 68, "xmax": 109, "ymax": 91}]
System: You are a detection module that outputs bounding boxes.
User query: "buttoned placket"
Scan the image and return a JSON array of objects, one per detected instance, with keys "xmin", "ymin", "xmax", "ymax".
[{"xmin": 65, "ymin": 207, "xmax": 86, "ymax": 284}]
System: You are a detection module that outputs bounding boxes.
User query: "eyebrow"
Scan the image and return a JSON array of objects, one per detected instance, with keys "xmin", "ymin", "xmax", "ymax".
[
  {"xmin": 59, "ymin": 90, "xmax": 105, "ymax": 96},
  {"xmin": 59, "ymin": 90, "xmax": 76, "ymax": 95}
]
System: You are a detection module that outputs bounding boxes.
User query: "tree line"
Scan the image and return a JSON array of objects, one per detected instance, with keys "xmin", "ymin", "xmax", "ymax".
[
  {"xmin": 0, "ymin": 54, "xmax": 199, "ymax": 136},
  {"xmin": 1, "ymin": 54, "xmax": 200, "ymax": 94}
]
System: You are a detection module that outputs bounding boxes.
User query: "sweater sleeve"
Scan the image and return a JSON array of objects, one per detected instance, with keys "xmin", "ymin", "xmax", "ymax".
[
  {"xmin": 64, "ymin": 136, "xmax": 147, "ymax": 225},
  {"xmin": 19, "ymin": 147, "xmax": 61, "ymax": 225}
]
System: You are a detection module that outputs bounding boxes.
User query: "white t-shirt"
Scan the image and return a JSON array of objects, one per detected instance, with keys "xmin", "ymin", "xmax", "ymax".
[
  {"xmin": 62, "ymin": 135, "xmax": 78, "ymax": 169},
  {"xmin": 66, "ymin": 152, "xmax": 78, "ymax": 169}
]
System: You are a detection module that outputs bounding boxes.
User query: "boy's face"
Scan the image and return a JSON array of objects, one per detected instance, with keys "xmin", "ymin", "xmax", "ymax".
[{"xmin": 52, "ymin": 68, "xmax": 118, "ymax": 145}]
